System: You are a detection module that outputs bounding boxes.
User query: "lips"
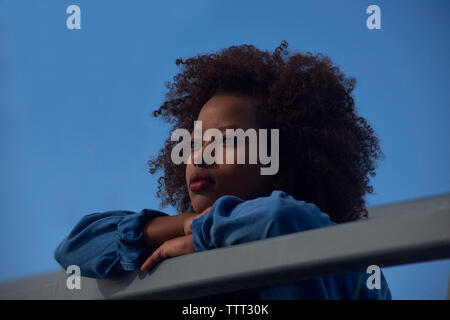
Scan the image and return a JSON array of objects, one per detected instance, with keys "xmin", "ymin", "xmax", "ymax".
[{"xmin": 189, "ymin": 172, "xmax": 215, "ymax": 192}]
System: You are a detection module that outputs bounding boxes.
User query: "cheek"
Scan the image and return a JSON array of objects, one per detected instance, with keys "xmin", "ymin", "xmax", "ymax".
[{"xmin": 217, "ymin": 163, "xmax": 261, "ymax": 191}]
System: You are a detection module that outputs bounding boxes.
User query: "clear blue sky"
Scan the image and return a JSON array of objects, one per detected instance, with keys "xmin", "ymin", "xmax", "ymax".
[{"xmin": 0, "ymin": 0, "xmax": 449, "ymax": 299}]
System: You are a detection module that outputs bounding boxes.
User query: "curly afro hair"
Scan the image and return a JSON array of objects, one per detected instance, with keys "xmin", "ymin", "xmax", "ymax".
[{"xmin": 147, "ymin": 40, "xmax": 385, "ymax": 223}]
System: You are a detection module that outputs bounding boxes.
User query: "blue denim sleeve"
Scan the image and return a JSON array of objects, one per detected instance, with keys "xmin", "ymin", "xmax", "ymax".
[
  {"xmin": 190, "ymin": 190, "xmax": 335, "ymax": 251},
  {"xmin": 190, "ymin": 190, "xmax": 392, "ymax": 300},
  {"xmin": 54, "ymin": 209, "xmax": 168, "ymax": 279}
]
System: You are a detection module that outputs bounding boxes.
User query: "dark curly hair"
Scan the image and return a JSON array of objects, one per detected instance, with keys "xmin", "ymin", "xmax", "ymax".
[{"xmin": 147, "ymin": 40, "xmax": 384, "ymax": 223}]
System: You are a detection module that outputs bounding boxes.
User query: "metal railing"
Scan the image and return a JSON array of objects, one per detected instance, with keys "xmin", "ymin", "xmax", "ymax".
[{"xmin": 1, "ymin": 193, "xmax": 449, "ymax": 299}]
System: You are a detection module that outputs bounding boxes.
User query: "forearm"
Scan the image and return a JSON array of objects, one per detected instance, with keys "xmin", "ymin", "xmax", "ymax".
[
  {"xmin": 143, "ymin": 214, "xmax": 191, "ymax": 248},
  {"xmin": 54, "ymin": 209, "xmax": 170, "ymax": 278}
]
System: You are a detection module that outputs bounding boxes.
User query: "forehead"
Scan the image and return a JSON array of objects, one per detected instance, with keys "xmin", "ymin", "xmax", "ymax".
[{"xmin": 197, "ymin": 95, "xmax": 260, "ymax": 130}]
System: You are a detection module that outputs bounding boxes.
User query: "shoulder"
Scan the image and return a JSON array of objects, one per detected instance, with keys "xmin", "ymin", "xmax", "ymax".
[
  {"xmin": 214, "ymin": 190, "xmax": 335, "ymax": 232},
  {"xmin": 265, "ymin": 190, "xmax": 336, "ymax": 233}
]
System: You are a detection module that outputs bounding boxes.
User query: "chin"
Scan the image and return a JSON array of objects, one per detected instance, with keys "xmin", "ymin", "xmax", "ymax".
[{"xmin": 191, "ymin": 193, "xmax": 217, "ymax": 213}]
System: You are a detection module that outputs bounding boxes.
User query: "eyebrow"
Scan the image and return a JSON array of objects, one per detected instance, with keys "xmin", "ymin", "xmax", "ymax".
[
  {"xmin": 217, "ymin": 125, "xmax": 239, "ymax": 131},
  {"xmin": 190, "ymin": 125, "xmax": 240, "ymax": 136}
]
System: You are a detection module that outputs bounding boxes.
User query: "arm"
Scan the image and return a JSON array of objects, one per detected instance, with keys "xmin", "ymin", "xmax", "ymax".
[
  {"xmin": 139, "ymin": 206, "xmax": 212, "ymax": 271},
  {"xmin": 190, "ymin": 190, "xmax": 336, "ymax": 251},
  {"xmin": 142, "ymin": 212, "xmax": 200, "ymax": 248},
  {"xmin": 54, "ymin": 208, "xmax": 172, "ymax": 278},
  {"xmin": 189, "ymin": 190, "xmax": 392, "ymax": 300}
]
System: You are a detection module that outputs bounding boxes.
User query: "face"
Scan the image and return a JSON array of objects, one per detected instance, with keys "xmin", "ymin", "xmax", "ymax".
[{"xmin": 185, "ymin": 94, "xmax": 274, "ymax": 213}]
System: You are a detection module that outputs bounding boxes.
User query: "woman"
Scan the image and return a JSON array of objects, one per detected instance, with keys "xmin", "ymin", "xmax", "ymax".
[{"xmin": 55, "ymin": 40, "xmax": 391, "ymax": 299}]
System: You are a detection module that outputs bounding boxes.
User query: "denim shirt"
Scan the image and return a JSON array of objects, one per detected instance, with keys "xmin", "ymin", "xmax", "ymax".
[{"xmin": 54, "ymin": 190, "xmax": 392, "ymax": 300}]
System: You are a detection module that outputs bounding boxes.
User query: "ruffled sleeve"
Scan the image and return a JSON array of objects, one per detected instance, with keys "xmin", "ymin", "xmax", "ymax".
[
  {"xmin": 190, "ymin": 190, "xmax": 335, "ymax": 251},
  {"xmin": 54, "ymin": 209, "xmax": 168, "ymax": 278}
]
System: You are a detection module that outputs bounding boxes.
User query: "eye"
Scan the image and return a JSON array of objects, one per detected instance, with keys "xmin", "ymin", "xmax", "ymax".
[{"xmin": 222, "ymin": 135, "xmax": 237, "ymax": 147}]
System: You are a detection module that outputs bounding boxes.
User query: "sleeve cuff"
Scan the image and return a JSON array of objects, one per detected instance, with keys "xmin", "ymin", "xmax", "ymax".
[
  {"xmin": 190, "ymin": 213, "xmax": 210, "ymax": 252},
  {"xmin": 116, "ymin": 209, "xmax": 168, "ymax": 270}
]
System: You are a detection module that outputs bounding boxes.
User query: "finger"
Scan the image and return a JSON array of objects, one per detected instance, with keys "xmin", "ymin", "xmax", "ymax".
[
  {"xmin": 140, "ymin": 248, "xmax": 163, "ymax": 272},
  {"xmin": 140, "ymin": 254, "xmax": 156, "ymax": 272},
  {"xmin": 141, "ymin": 236, "xmax": 195, "ymax": 272}
]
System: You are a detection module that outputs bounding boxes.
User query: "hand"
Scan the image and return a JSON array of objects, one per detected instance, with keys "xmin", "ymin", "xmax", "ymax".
[
  {"xmin": 182, "ymin": 206, "xmax": 212, "ymax": 235},
  {"xmin": 143, "ymin": 209, "xmax": 208, "ymax": 248},
  {"xmin": 140, "ymin": 234, "xmax": 195, "ymax": 272}
]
